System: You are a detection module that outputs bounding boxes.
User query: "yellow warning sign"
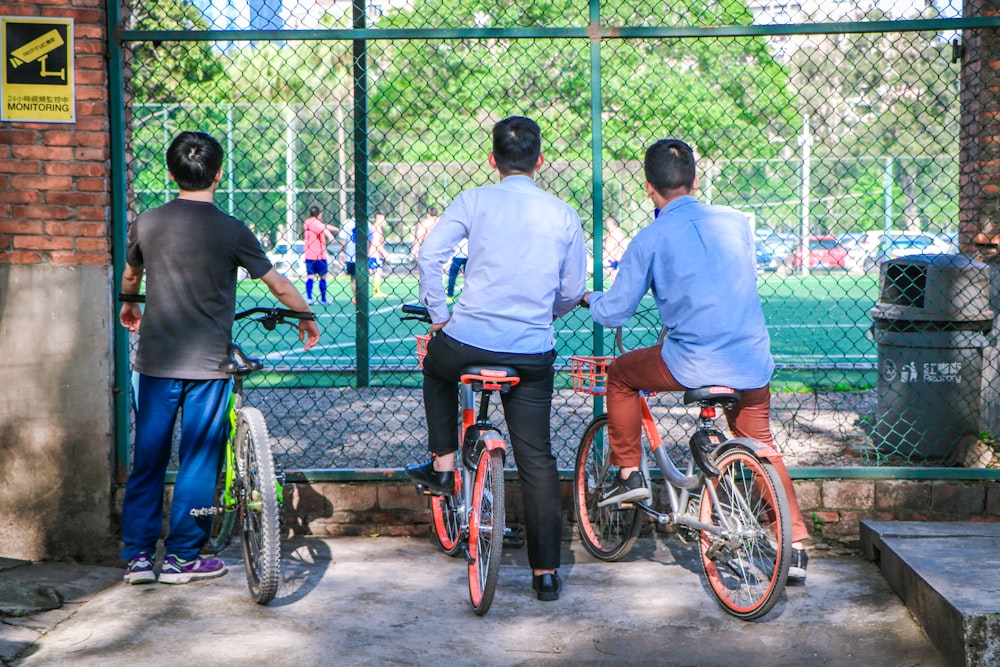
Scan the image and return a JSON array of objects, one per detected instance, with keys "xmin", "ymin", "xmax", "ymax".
[{"xmin": 2, "ymin": 17, "xmax": 74, "ymax": 123}]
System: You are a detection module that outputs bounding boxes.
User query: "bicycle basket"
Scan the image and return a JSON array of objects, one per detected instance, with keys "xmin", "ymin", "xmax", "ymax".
[
  {"xmin": 415, "ymin": 334, "xmax": 431, "ymax": 369},
  {"xmin": 570, "ymin": 356, "xmax": 614, "ymax": 396}
]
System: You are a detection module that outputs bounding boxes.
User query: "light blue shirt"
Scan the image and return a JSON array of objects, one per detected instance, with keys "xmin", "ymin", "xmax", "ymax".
[
  {"xmin": 588, "ymin": 196, "xmax": 774, "ymax": 390},
  {"xmin": 418, "ymin": 175, "xmax": 587, "ymax": 354}
]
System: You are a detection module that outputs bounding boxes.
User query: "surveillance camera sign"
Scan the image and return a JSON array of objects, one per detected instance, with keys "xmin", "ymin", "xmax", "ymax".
[{"xmin": 2, "ymin": 17, "xmax": 74, "ymax": 123}]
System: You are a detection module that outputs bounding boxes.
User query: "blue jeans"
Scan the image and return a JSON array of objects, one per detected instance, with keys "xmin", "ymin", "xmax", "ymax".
[{"xmin": 120, "ymin": 375, "xmax": 232, "ymax": 561}]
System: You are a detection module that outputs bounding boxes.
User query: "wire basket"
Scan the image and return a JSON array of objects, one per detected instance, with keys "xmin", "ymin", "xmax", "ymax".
[
  {"xmin": 415, "ymin": 334, "xmax": 431, "ymax": 369},
  {"xmin": 570, "ymin": 356, "xmax": 614, "ymax": 395}
]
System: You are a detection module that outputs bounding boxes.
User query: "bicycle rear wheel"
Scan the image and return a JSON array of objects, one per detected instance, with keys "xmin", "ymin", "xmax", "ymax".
[
  {"xmin": 698, "ymin": 443, "xmax": 791, "ymax": 620},
  {"xmin": 430, "ymin": 493, "xmax": 462, "ymax": 557},
  {"xmin": 467, "ymin": 447, "xmax": 504, "ymax": 616},
  {"xmin": 237, "ymin": 407, "xmax": 282, "ymax": 605},
  {"xmin": 573, "ymin": 415, "xmax": 641, "ymax": 561}
]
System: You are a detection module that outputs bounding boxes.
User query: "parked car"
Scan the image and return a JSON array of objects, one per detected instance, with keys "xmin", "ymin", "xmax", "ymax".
[
  {"xmin": 787, "ymin": 235, "xmax": 848, "ymax": 270},
  {"xmin": 755, "ymin": 241, "xmax": 780, "ymax": 272},
  {"xmin": 267, "ymin": 240, "xmax": 307, "ymax": 279},
  {"xmin": 853, "ymin": 231, "xmax": 951, "ymax": 273},
  {"xmin": 758, "ymin": 233, "xmax": 797, "ymax": 266},
  {"xmin": 383, "ymin": 241, "xmax": 415, "ymax": 273}
]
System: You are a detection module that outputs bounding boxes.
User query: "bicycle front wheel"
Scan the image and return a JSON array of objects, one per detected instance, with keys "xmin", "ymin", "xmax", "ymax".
[
  {"xmin": 237, "ymin": 407, "xmax": 282, "ymax": 605},
  {"xmin": 431, "ymin": 493, "xmax": 463, "ymax": 557},
  {"xmin": 573, "ymin": 415, "xmax": 641, "ymax": 561},
  {"xmin": 698, "ymin": 443, "xmax": 791, "ymax": 620},
  {"xmin": 467, "ymin": 447, "xmax": 505, "ymax": 616}
]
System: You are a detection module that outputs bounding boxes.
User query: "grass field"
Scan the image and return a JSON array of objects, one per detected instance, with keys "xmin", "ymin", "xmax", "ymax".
[{"xmin": 233, "ymin": 270, "xmax": 882, "ymax": 392}]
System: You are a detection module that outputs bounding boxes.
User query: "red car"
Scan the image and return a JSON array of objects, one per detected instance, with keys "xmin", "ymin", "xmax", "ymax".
[{"xmin": 788, "ymin": 235, "xmax": 848, "ymax": 269}]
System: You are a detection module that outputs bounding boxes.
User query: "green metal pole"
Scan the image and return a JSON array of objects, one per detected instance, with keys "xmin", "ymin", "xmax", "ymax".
[
  {"xmin": 589, "ymin": 0, "xmax": 606, "ymax": 420},
  {"xmin": 590, "ymin": 0, "xmax": 605, "ymax": 360},
  {"xmin": 108, "ymin": 1, "xmax": 131, "ymax": 482},
  {"xmin": 353, "ymin": 0, "xmax": 370, "ymax": 387}
]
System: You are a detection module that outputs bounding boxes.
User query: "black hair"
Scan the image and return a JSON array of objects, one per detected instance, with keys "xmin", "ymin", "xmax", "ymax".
[
  {"xmin": 166, "ymin": 131, "xmax": 224, "ymax": 192},
  {"xmin": 492, "ymin": 116, "xmax": 541, "ymax": 175},
  {"xmin": 309, "ymin": 205, "xmax": 321, "ymax": 217},
  {"xmin": 644, "ymin": 139, "xmax": 696, "ymax": 196}
]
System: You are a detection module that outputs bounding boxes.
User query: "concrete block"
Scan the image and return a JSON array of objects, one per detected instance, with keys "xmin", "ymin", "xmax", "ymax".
[{"xmin": 860, "ymin": 520, "xmax": 1000, "ymax": 667}]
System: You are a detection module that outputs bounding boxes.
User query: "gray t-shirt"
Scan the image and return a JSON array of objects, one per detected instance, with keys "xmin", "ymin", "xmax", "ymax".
[{"xmin": 126, "ymin": 199, "xmax": 273, "ymax": 380}]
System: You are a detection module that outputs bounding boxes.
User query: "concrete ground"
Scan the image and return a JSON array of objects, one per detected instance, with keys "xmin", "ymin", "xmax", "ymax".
[{"xmin": 1, "ymin": 535, "xmax": 942, "ymax": 667}]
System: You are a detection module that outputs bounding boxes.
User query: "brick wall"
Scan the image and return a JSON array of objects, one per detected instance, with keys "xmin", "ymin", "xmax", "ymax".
[
  {"xmin": 281, "ymin": 479, "xmax": 1000, "ymax": 547},
  {"xmin": 0, "ymin": 0, "xmax": 110, "ymax": 268},
  {"xmin": 962, "ymin": 0, "xmax": 1000, "ymax": 255}
]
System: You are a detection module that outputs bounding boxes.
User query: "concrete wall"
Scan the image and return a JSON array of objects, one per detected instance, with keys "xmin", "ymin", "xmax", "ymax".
[
  {"xmin": 0, "ymin": 0, "xmax": 115, "ymax": 561},
  {"xmin": 0, "ymin": 265, "xmax": 115, "ymax": 560}
]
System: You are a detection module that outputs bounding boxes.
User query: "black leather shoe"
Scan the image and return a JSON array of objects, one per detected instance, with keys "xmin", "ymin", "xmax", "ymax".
[
  {"xmin": 532, "ymin": 571, "xmax": 562, "ymax": 602},
  {"xmin": 405, "ymin": 459, "xmax": 454, "ymax": 495}
]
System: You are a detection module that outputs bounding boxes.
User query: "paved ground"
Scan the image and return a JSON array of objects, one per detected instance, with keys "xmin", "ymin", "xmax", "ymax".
[{"xmin": 1, "ymin": 536, "xmax": 943, "ymax": 667}]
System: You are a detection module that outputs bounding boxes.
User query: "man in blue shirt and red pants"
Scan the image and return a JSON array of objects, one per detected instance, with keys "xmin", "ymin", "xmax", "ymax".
[{"xmin": 581, "ymin": 138, "xmax": 810, "ymax": 582}]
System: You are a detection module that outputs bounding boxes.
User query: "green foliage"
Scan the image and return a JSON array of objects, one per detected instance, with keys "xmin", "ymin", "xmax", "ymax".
[{"xmin": 128, "ymin": 0, "xmax": 226, "ymax": 102}]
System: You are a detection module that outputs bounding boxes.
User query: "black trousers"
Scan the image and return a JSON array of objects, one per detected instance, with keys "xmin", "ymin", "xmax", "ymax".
[{"xmin": 422, "ymin": 332, "xmax": 561, "ymax": 571}]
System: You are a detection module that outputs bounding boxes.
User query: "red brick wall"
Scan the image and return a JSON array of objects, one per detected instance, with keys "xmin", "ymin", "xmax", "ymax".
[
  {"xmin": 282, "ymin": 479, "xmax": 1000, "ymax": 546},
  {"xmin": 962, "ymin": 0, "xmax": 1000, "ymax": 254},
  {"xmin": 0, "ymin": 0, "xmax": 110, "ymax": 267}
]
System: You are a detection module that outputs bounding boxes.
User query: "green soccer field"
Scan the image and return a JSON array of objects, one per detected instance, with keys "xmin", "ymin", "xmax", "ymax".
[{"xmin": 233, "ymin": 271, "xmax": 882, "ymax": 391}]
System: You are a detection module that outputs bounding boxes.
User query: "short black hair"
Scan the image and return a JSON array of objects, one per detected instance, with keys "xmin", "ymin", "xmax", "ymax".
[
  {"xmin": 309, "ymin": 204, "xmax": 321, "ymax": 217},
  {"xmin": 166, "ymin": 131, "xmax": 223, "ymax": 191},
  {"xmin": 492, "ymin": 116, "xmax": 541, "ymax": 175},
  {"xmin": 644, "ymin": 139, "xmax": 696, "ymax": 196}
]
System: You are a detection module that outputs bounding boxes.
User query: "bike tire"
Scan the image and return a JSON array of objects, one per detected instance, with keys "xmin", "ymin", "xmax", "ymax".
[
  {"xmin": 467, "ymin": 447, "xmax": 504, "ymax": 616},
  {"xmin": 430, "ymin": 493, "xmax": 463, "ymax": 557},
  {"xmin": 698, "ymin": 443, "xmax": 791, "ymax": 620},
  {"xmin": 573, "ymin": 415, "xmax": 641, "ymax": 561},
  {"xmin": 237, "ymin": 407, "xmax": 282, "ymax": 605}
]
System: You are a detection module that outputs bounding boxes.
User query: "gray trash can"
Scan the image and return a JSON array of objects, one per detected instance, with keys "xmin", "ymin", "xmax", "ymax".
[{"xmin": 870, "ymin": 254, "xmax": 994, "ymax": 460}]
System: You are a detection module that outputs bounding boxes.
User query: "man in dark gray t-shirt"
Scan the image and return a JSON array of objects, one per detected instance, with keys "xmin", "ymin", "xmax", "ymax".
[{"xmin": 118, "ymin": 131, "xmax": 320, "ymax": 586}]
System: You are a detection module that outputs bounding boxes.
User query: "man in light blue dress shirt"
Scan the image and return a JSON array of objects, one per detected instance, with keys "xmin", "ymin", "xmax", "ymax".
[
  {"xmin": 406, "ymin": 116, "xmax": 587, "ymax": 600},
  {"xmin": 580, "ymin": 139, "xmax": 809, "ymax": 582}
]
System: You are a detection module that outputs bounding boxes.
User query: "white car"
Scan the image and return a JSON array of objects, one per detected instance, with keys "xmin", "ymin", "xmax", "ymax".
[{"xmin": 267, "ymin": 240, "xmax": 307, "ymax": 279}]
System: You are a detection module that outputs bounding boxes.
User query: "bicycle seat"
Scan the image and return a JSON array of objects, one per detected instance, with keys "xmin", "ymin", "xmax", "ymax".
[
  {"xmin": 218, "ymin": 343, "xmax": 264, "ymax": 376},
  {"xmin": 683, "ymin": 385, "xmax": 742, "ymax": 408},
  {"xmin": 460, "ymin": 365, "xmax": 521, "ymax": 393}
]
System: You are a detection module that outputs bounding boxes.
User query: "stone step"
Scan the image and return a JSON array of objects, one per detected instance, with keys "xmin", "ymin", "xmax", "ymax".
[{"xmin": 859, "ymin": 520, "xmax": 1000, "ymax": 667}]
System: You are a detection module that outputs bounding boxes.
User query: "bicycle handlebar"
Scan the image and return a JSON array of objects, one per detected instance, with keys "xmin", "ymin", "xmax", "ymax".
[
  {"xmin": 118, "ymin": 295, "xmax": 314, "ymax": 331},
  {"xmin": 614, "ymin": 307, "xmax": 669, "ymax": 354},
  {"xmin": 400, "ymin": 303, "xmax": 432, "ymax": 323},
  {"xmin": 234, "ymin": 307, "xmax": 316, "ymax": 331}
]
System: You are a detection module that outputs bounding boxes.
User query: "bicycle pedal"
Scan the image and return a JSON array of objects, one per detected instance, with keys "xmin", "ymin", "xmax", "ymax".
[
  {"xmin": 463, "ymin": 547, "xmax": 475, "ymax": 565},
  {"xmin": 502, "ymin": 523, "xmax": 525, "ymax": 548}
]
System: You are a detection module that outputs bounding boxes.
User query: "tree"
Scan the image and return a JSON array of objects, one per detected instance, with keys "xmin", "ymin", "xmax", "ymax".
[
  {"xmin": 788, "ymin": 6, "xmax": 960, "ymax": 233},
  {"xmin": 127, "ymin": 0, "xmax": 226, "ymax": 103}
]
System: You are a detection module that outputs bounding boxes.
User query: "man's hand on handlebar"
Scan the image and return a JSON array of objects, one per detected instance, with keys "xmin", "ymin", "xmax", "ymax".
[{"xmin": 429, "ymin": 317, "xmax": 449, "ymax": 335}]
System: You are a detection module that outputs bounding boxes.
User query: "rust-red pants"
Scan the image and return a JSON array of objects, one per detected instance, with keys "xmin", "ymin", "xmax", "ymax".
[{"xmin": 605, "ymin": 344, "xmax": 809, "ymax": 542}]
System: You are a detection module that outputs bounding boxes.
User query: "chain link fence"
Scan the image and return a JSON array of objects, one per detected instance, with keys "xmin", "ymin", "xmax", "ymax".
[{"xmin": 118, "ymin": 0, "xmax": 1000, "ymax": 474}]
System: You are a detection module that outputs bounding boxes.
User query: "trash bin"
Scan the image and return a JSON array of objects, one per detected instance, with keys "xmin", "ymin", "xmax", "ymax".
[{"xmin": 870, "ymin": 254, "xmax": 994, "ymax": 460}]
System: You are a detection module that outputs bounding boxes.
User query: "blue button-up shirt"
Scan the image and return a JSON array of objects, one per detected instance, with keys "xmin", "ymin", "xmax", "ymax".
[
  {"xmin": 588, "ymin": 196, "xmax": 774, "ymax": 390},
  {"xmin": 418, "ymin": 175, "xmax": 587, "ymax": 354}
]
